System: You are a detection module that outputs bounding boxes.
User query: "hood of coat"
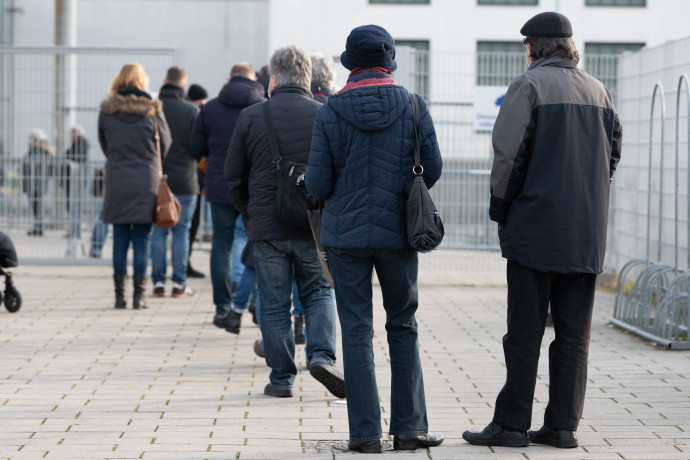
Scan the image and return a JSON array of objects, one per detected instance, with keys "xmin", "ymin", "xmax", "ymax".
[
  {"xmin": 218, "ymin": 76, "xmax": 266, "ymax": 108},
  {"xmin": 100, "ymin": 93, "xmax": 163, "ymax": 118},
  {"xmin": 326, "ymin": 84, "xmax": 408, "ymax": 132}
]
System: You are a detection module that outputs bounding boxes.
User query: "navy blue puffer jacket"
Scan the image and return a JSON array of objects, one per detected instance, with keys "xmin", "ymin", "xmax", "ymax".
[{"xmin": 306, "ymin": 80, "xmax": 442, "ymax": 249}]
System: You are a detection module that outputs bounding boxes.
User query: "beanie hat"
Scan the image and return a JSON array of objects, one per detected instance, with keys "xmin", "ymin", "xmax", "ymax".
[
  {"xmin": 187, "ymin": 83, "xmax": 208, "ymax": 102},
  {"xmin": 28, "ymin": 128, "xmax": 47, "ymax": 142},
  {"xmin": 520, "ymin": 12, "xmax": 573, "ymax": 37},
  {"xmin": 340, "ymin": 24, "xmax": 397, "ymax": 72}
]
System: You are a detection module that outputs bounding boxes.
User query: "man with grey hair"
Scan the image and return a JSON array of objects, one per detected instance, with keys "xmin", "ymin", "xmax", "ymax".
[
  {"xmin": 225, "ymin": 46, "xmax": 344, "ymax": 399},
  {"xmin": 462, "ymin": 12, "xmax": 622, "ymax": 449},
  {"xmin": 310, "ymin": 53, "xmax": 336, "ymax": 102}
]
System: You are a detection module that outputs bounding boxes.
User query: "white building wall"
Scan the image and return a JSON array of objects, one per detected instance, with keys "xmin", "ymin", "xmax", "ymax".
[
  {"xmin": 609, "ymin": 36, "xmax": 690, "ymax": 273},
  {"xmin": 10, "ymin": 0, "xmax": 269, "ymax": 98}
]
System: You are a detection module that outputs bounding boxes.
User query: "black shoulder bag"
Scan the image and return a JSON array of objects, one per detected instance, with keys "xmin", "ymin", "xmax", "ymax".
[
  {"xmin": 404, "ymin": 93, "xmax": 444, "ymax": 252},
  {"xmin": 262, "ymin": 100, "xmax": 311, "ymax": 231}
]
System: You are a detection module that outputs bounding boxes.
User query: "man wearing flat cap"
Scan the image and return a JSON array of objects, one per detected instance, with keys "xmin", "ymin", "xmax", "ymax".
[{"xmin": 463, "ymin": 12, "xmax": 622, "ymax": 449}]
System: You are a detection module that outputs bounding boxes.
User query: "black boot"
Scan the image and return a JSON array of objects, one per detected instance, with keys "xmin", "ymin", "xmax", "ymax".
[
  {"xmin": 113, "ymin": 274, "xmax": 126, "ymax": 309},
  {"xmin": 293, "ymin": 314, "xmax": 305, "ymax": 344},
  {"xmin": 132, "ymin": 274, "xmax": 147, "ymax": 310},
  {"xmin": 223, "ymin": 310, "xmax": 242, "ymax": 334}
]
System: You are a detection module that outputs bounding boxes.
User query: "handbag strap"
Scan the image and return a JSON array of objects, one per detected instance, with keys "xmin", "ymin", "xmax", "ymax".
[
  {"xmin": 262, "ymin": 100, "xmax": 281, "ymax": 170},
  {"xmin": 409, "ymin": 93, "xmax": 422, "ymax": 175},
  {"xmin": 153, "ymin": 115, "xmax": 163, "ymax": 176}
]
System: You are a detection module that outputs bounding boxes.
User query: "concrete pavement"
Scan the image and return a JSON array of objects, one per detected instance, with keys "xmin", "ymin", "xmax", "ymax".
[{"xmin": 0, "ymin": 256, "xmax": 688, "ymax": 459}]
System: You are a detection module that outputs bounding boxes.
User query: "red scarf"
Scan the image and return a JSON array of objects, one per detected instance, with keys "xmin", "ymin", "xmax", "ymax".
[{"xmin": 337, "ymin": 67, "xmax": 397, "ymax": 94}]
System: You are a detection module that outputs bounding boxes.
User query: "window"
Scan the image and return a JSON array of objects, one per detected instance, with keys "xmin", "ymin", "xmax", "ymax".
[
  {"xmin": 478, "ymin": 0, "xmax": 537, "ymax": 5},
  {"xmin": 586, "ymin": 0, "xmax": 645, "ymax": 6},
  {"xmin": 584, "ymin": 42, "xmax": 645, "ymax": 94},
  {"xmin": 396, "ymin": 40, "xmax": 430, "ymax": 98},
  {"xmin": 370, "ymin": 0, "xmax": 430, "ymax": 4},
  {"xmin": 476, "ymin": 42, "xmax": 525, "ymax": 86}
]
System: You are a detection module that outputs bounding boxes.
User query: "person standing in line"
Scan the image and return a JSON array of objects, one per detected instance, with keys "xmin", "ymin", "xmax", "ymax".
[
  {"xmin": 306, "ymin": 25, "xmax": 444, "ymax": 453},
  {"xmin": 225, "ymin": 46, "xmax": 344, "ymax": 399},
  {"xmin": 462, "ymin": 12, "xmax": 622, "ymax": 449},
  {"xmin": 150, "ymin": 66, "xmax": 200, "ymax": 298},
  {"xmin": 99, "ymin": 63, "xmax": 171, "ymax": 309},
  {"xmin": 22, "ymin": 128, "xmax": 55, "ymax": 237},
  {"xmin": 189, "ymin": 63, "xmax": 266, "ymax": 326},
  {"xmin": 186, "ymin": 83, "xmax": 208, "ymax": 279},
  {"xmin": 309, "ymin": 52, "xmax": 336, "ymax": 103}
]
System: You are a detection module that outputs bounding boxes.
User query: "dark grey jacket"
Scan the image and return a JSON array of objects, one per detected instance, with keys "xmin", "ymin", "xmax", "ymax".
[
  {"xmin": 225, "ymin": 86, "xmax": 320, "ymax": 242},
  {"xmin": 490, "ymin": 54, "xmax": 622, "ymax": 274},
  {"xmin": 158, "ymin": 84, "xmax": 200, "ymax": 196},
  {"xmin": 98, "ymin": 93, "xmax": 172, "ymax": 224}
]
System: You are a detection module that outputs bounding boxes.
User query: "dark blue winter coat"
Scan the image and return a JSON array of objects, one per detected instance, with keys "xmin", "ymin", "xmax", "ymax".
[
  {"xmin": 306, "ymin": 77, "xmax": 442, "ymax": 249},
  {"xmin": 189, "ymin": 76, "xmax": 266, "ymax": 204}
]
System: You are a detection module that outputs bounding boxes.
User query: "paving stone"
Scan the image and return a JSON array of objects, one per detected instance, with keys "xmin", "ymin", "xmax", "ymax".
[{"xmin": 1, "ymin": 265, "xmax": 689, "ymax": 458}]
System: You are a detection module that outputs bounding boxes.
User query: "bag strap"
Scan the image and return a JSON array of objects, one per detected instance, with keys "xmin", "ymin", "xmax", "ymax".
[
  {"xmin": 262, "ymin": 100, "xmax": 282, "ymax": 170},
  {"xmin": 409, "ymin": 93, "xmax": 422, "ymax": 175},
  {"xmin": 154, "ymin": 115, "xmax": 163, "ymax": 176}
]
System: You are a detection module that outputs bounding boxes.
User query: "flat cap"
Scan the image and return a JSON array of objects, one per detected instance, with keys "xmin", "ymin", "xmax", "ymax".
[{"xmin": 520, "ymin": 12, "xmax": 573, "ymax": 37}]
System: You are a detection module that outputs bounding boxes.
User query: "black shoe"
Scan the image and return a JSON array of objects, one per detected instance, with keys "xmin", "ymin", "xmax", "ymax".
[
  {"xmin": 223, "ymin": 310, "xmax": 242, "ymax": 334},
  {"xmin": 293, "ymin": 314, "xmax": 305, "ymax": 344},
  {"xmin": 348, "ymin": 439, "xmax": 382, "ymax": 453},
  {"xmin": 264, "ymin": 383, "xmax": 292, "ymax": 398},
  {"xmin": 309, "ymin": 362, "xmax": 346, "ymax": 399},
  {"xmin": 393, "ymin": 433, "xmax": 444, "ymax": 450},
  {"xmin": 213, "ymin": 314, "xmax": 226, "ymax": 328},
  {"xmin": 248, "ymin": 300, "xmax": 258, "ymax": 324},
  {"xmin": 462, "ymin": 422, "xmax": 529, "ymax": 447},
  {"xmin": 186, "ymin": 266, "xmax": 205, "ymax": 278},
  {"xmin": 528, "ymin": 425, "xmax": 578, "ymax": 448},
  {"xmin": 27, "ymin": 228, "xmax": 43, "ymax": 236},
  {"xmin": 253, "ymin": 339, "xmax": 265, "ymax": 358}
]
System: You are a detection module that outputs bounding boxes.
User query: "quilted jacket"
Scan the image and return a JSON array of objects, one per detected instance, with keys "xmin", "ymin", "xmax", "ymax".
[{"xmin": 306, "ymin": 76, "xmax": 442, "ymax": 249}]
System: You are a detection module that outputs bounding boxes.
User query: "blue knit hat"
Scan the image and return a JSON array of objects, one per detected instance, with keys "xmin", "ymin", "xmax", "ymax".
[{"xmin": 340, "ymin": 24, "xmax": 397, "ymax": 72}]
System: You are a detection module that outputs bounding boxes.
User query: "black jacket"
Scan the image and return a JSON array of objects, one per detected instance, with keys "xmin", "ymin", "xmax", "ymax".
[
  {"xmin": 489, "ymin": 54, "xmax": 622, "ymax": 274},
  {"xmin": 225, "ymin": 86, "xmax": 321, "ymax": 241},
  {"xmin": 98, "ymin": 93, "xmax": 171, "ymax": 224},
  {"xmin": 158, "ymin": 84, "xmax": 200, "ymax": 196},
  {"xmin": 190, "ymin": 76, "xmax": 266, "ymax": 204}
]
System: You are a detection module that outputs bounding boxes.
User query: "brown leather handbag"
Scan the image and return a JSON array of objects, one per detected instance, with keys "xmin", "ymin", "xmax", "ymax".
[{"xmin": 153, "ymin": 116, "xmax": 180, "ymax": 228}]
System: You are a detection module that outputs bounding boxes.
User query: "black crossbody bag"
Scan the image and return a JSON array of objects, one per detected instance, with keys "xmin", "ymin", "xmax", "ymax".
[{"xmin": 262, "ymin": 100, "xmax": 311, "ymax": 231}]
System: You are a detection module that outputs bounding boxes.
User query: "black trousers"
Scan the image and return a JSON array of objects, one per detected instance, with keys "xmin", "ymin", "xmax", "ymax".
[{"xmin": 492, "ymin": 260, "xmax": 596, "ymax": 432}]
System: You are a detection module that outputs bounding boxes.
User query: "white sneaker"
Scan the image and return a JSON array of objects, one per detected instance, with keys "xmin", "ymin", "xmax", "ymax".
[{"xmin": 171, "ymin": 282, "xmax": 194, "ymax": 297}]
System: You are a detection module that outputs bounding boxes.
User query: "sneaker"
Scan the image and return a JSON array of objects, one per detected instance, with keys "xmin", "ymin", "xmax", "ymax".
[
  {"xmin": 309, "ymin": 362, "xmax": 346, "ymax": 399},
  {"xmin": 171, "ymin": 283, "xmax": 194, "ymax": 297},
  {"xmin": 253, "ymin": 339, "xmax": 265, "ymax": 358},
  {"xmin": 153, "ymin": 281, "xmax": 165, "ymax": 297}
]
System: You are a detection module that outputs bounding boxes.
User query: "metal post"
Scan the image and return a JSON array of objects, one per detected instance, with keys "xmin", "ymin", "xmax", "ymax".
[
  {"xmin": 676, "ymin": 74, "xmax": 690, "ymax": 269},
  {"xmin": 54, "ymin": 0, "xmax": 77, "ymax": 156},
  {"xmin": 647, "ymin": 83, "xmax": 665, "ymax": 263}
]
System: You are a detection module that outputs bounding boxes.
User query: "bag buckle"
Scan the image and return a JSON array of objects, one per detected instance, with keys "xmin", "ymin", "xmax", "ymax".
[{"xmin": 412, "ymin": 165, "xmax": 424, "ymax": 175}]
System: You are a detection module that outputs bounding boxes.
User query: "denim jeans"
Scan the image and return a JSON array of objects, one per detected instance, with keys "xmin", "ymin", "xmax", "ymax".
[
  {"xmin": 209, "ymin": 202, "xmax": 238, "ymax": 316},
  {"xmin": 90, "ymin": 212, "xmax": 108, "ymax": 258},
  {"xmin": 231, "ymin": 216, "xmax": 247, "ymax": 284},
  {"xmin": 151, "ymin": 194, "xmax": 197, "ymax": 285},
  {"xmin": 112, "ymin": 223, "xmax": 152, "ymax": 276},
  {"xmin": 291, "ymin": 279, "xmax": 304, "ymax": 316},
  {"xmin": 326, "ymin": 247, "xmax": 428, "ymax": 442},
  {"xmin": 254, "ymin": 239, "xmax": 336, "ymax": 390},
  {"xmin": 232, "ymin": 264, "xmax": 257, "ymax": 313}
]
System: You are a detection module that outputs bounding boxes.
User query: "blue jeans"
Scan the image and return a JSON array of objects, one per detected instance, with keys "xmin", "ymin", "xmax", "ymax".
[
  {"xmin": 291, "ymin": 279, "xmax": 304, "ymax": 316},
  {"xmin": 112, "ymin": 223, "xmax": 152, "ymax": 276},
  {"xmin": 209, "ymin": 202, "xmax": 238, "ymax": 316},
  {"xmin": 232, "ymin": 265, "xmax": 257, "ymax": 313},
  {"xmin": 151, "ymin": 194, "xmax": 197, "ymax": 285},
  {"xmin": 326, "ymin": 247, "xmax": 428, "ymax": 442},
  {"xmin": 232, "ymin": 216, "xmax": 247, "ymax": 284},
  {"xmin": 90, "ymin": 212, "xmax": 108, "ymax": 258},
  {"xmin": 254, "ymin": 239, "xmax": 336, "ymax": 390}
]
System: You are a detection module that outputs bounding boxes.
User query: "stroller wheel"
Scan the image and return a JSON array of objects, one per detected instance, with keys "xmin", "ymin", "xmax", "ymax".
[{"xmin": 4, "ymin": 287, "xmax": 21, "ymax": 313}]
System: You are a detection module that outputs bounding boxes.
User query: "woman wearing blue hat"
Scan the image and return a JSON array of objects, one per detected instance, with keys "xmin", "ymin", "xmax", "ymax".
[{"xmin": 306, "ymin": 24, "xmax": 444, "ymax": 454}]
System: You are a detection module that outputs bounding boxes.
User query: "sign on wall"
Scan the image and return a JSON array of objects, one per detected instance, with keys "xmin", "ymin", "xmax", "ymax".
[{"xmin": 474, "ymin": 86, "xmax": 508, "ymax": 131}]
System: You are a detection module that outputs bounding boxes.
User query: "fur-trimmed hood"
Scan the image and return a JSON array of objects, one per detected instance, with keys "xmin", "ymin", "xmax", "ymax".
[{"xmin": 100, "ymin": 93, "xmax": 162, "ymax": 118}]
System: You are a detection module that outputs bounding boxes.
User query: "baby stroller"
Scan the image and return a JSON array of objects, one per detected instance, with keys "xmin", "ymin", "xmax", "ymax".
[{"xmin": 0, "ymin": 231, "xmax": 22, "ymax": 313}]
